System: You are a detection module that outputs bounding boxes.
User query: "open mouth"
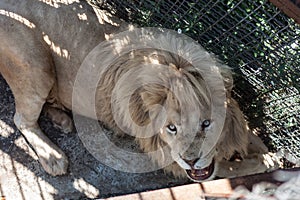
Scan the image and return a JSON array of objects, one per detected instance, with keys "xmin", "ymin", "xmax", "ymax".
[{"xmin": 185, "ymin": 159, "xmax": 215, "ymax": 182}]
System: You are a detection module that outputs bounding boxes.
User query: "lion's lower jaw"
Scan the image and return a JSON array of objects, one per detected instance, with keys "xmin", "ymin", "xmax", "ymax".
[
  {"xmin": 163, "ymin": 161, "xmax": 218, "ymax": 182},
  {"xmin": 185, "ymin": 160, "xmax": 217, "ymax": 182}
]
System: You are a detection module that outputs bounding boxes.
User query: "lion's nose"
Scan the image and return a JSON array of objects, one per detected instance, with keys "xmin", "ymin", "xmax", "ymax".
[{"xmin": 183, "ymin": 158, "xmax": 199, "ymax": 167}]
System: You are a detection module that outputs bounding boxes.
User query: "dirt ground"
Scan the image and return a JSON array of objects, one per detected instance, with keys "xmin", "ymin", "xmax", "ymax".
[{"xmin": 0, "ymin": 75, "xmax": 188, "ymax": 200}]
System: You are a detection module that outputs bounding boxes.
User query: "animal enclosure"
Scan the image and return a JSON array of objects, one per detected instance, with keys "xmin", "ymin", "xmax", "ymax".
[
  {"xmin": 0, "ymin": 1, "xmax": 299, "ymax": 199},
  {"xmin": 93, "ymin": 0, "xmax": 300, "ymax": 163}
]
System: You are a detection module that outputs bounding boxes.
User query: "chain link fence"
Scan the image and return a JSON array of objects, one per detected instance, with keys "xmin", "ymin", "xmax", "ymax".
[{"xmin": 91, "ymin": 0, "xmax": 300, "ymax": 164}]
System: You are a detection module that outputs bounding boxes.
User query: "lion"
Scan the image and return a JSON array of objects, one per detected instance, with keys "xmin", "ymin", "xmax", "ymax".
[{"xmin": 0, "ymin": 0, "xmax": 277, "ymax": 181}]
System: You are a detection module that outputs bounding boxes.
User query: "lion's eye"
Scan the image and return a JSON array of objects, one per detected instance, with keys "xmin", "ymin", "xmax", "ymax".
[
  {"xmin": 202, "ymin": 120, "xmax": 211, "ymax": 129},
  {"xmin": 166, "ymin": 124, "xmax": 177, "ymax": 135}
]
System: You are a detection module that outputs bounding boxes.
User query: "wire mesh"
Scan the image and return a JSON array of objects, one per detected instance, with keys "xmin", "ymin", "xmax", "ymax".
[{"xmin": 92, "ymin": 0, "xmax": 300, "ymax": 162}]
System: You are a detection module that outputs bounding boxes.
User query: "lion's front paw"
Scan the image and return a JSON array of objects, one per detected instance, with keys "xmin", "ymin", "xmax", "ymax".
[
  {"xmin": 262, "ymin": 152, "xmax": 281, "ymax": 171},
  {"xmin": 53, "ymin": 115, "xmax": 73, "ymax": 134},
  {"xmin": 45, "ymin": 107, "xmax": 73, "ymax": 133},
  {"xmin": 38, "ymin": 146, "xmax": 69, "ymax": 176}
]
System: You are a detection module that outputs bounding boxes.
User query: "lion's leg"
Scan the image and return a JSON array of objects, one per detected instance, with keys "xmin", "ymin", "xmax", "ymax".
[
  {"xmin": 217, "ymin": 154, "xmax": 270, "ymax": 178},
  {"xmin": 217, "ymin": 131, "xmax": 279, "ymax": 178},
  {"xmin": 13, "ymin": 78, "xmax": 69, "ymax": 175},
  {"xmin": 0, "ymin": 35, "xmax": 68, "ymax": 175},
  {"xmin": 11, "ymin": 79, "xmax": 68, "ymax": 176},
  {"xmin": 43, "ymin": 104, "xmax": 73, "ymax": 134},
  {"xmin": 216, "ymin": 97, "xmax": 279, "ymax": 178}
]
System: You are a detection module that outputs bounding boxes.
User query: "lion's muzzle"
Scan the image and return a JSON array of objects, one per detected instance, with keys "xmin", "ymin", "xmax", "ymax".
[{"xmin": 184, "ymin": 159, "xmax": 215, "ymax": 182}]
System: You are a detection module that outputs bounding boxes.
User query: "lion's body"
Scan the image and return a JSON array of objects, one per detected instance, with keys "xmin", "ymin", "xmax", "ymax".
[
  {"xmin": 0, "ymin": 0, "xmax": 127, "ymax": 111},
  {"xmin": 0, "ymin": 0, "xmax": 275, "ymax": 180}
]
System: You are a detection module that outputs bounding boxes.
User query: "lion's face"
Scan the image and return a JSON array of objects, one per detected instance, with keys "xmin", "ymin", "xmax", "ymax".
[
  {"xmin": 132, "ymin": 64, "xmax": 217, "ymax": 182},
  {"xmin": 114, "ymin": 51, "xmax": 225, "ymax": 182},
  {"xmin": 154, "ymin": 91, "xmax": 217, "ymax": 182}
]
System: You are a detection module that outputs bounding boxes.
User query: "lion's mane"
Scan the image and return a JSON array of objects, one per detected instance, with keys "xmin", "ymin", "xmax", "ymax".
[{"xmin": 93, "ymin": 30, "xmax": 249, "ymax": 177}]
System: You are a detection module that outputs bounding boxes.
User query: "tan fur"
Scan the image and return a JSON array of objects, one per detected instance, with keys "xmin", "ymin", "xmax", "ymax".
[{"xmin": 0, "ymin": 0, "xmax": 275, "ymax": 179}]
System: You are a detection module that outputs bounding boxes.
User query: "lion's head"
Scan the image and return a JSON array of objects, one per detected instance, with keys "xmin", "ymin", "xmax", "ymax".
[
  {"xmin": 130, "ymin": 53, "xmax": 219, "ymax": 182},
  {"xmin": 95, "ymin": 30, "xmax": 249, "ymax": 182}
]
